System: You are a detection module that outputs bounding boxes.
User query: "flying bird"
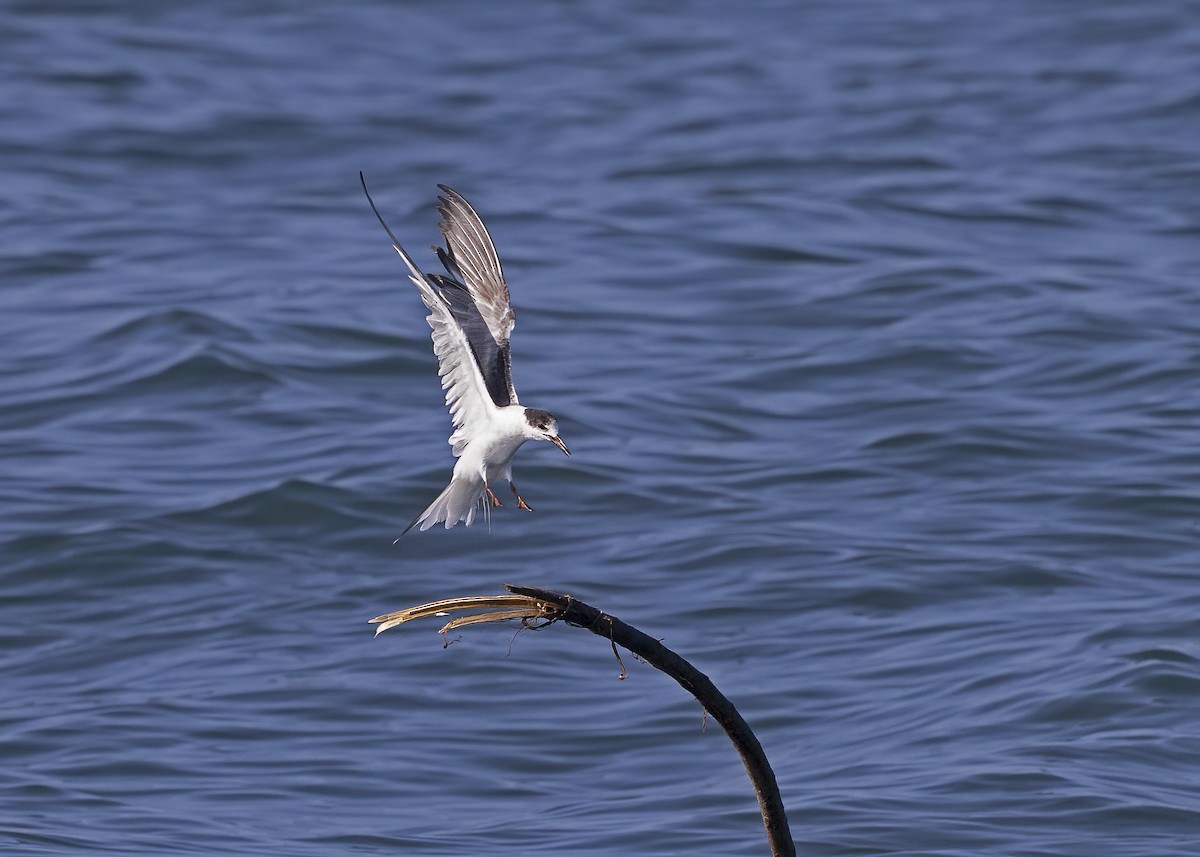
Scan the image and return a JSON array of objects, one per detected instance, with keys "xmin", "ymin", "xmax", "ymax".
[{"xmin": 359, "ymin": 173, "xmax": 570, "ymax": 535}]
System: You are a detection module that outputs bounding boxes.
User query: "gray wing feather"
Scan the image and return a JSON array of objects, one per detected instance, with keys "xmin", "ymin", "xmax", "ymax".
[{"xmin": 435, "ymin": 185, "xmax": 517, "ymax": 352}]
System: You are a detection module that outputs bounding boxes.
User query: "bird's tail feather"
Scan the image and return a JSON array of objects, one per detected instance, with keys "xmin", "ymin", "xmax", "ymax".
[{"xmin": 395, "ymin": 475, "xmax": 486, "ymax": 541}]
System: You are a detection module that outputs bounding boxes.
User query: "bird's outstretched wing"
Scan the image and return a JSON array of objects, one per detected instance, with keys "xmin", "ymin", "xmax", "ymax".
[
  {"xmin": 359, "ymin": 173, "xmax": 497, "ymax": 456},
  {"xmin": 434, "ymin": 185, "xmax": 518, "ymax": 406}
]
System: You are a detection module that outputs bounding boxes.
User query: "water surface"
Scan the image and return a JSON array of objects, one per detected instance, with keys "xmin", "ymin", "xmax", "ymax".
[{"xmin": 2, "ymin": 2, "xmax": 1199, "ymax": 854}]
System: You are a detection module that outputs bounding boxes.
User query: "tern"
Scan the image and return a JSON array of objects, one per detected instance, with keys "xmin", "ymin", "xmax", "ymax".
[{"xmin": 360, "ymin": 174, "xmax": 570, "ymax": 536}]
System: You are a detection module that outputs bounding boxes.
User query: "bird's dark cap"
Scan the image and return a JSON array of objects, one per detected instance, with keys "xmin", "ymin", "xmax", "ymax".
[{"xmin": 523, "ymin": 408, "xmax": 556, "ymax": 430}]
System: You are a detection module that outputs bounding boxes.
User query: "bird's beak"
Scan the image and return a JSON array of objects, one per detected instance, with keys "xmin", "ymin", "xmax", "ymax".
[{"xmin": 548, "ymin": 434, "xmax": 570, "ymax": 456}]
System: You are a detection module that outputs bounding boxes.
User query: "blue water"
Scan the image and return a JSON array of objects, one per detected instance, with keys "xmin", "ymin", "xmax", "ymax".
[{"xmin": 3, "ymin": 2, "xmax": 1199, "ymax": 854}]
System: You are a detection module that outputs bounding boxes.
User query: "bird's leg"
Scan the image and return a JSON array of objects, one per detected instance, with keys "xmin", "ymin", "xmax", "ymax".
[
  {"xmin": 509, "ymin": 481, "xmax": 533, "ymax": 511},
  {"xmin": 485, "ymin": 482, "xmax": 503, "ymax": 507}
]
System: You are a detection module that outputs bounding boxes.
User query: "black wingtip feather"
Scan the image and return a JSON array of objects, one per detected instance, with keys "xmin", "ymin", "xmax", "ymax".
[{"xmin": 359, "ymin": 172, "xmax": 408, "ymax": 256}]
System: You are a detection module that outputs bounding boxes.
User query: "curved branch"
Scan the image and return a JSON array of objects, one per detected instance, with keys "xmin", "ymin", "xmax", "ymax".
[{"xmin": 372, "ymin": 584, "xmax": 795, "ymax": 857}]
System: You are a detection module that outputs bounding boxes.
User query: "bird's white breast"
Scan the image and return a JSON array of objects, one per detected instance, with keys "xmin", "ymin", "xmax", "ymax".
[{"xmin": 453, "ymin": 405, "xmax": 530, "ymax": 482}]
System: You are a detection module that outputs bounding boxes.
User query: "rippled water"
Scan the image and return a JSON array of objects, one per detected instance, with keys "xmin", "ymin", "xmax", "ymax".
[{"xmin": 3, "ymin": 2, "xmax": 1199, "ymax": 854}]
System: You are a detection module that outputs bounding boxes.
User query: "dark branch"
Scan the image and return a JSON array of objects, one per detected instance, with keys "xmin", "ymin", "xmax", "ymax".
[{"xmin": 371, "ymin": 585, "xmax": 795, "ymax": 856}]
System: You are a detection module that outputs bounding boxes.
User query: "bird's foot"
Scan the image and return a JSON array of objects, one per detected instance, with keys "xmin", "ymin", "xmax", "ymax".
[
  {"xmin": 510, "ymin": 481, "xmax": 533, "ymax": 512},
  {"xmin": 485, "ymin": 483, "xmax": 503, "ymax": 508}
]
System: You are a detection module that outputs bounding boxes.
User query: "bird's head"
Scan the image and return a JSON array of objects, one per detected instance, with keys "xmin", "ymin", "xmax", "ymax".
[{"xmin": 523, "ymin": 408, "xmax": 569, "ymax": 455}]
